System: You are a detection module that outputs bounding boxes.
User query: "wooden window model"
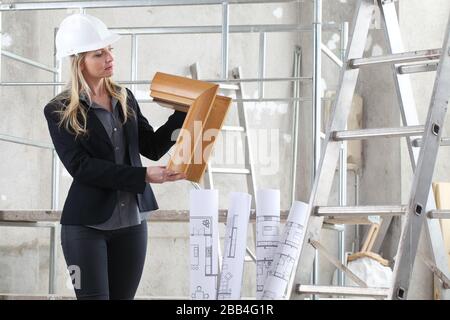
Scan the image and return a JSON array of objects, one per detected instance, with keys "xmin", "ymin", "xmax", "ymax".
[{"xmin": 150, "ymin": 72, "xmax": 232, "ymax": 183}]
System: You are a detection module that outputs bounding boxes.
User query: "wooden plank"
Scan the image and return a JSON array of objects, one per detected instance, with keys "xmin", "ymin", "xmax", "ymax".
[
  {"xmin": 0, "ymin": 293, "xmax": 191, "ymax": 300},
  {"xmin": 296, "ymin": 285, "xmax": 389, "ymax": 297},
  {"xmin": 0, "ymin": 209, "xmax": 290, "ymax": 223},
  {"xmin": 324, "ymin": 217, "xmax": 372, "ymax": 225},
  {"xmin": 347, "ymin": 251, "xmax": 390, "ymax": 267},
  {"xmin": 361, "ymin": 223, "xmax": 380, "ymax": 252},
  {"xmin": 432, "ymin": 182, "xmax": 450, "ymax": 268},
  {"xmin": 0, "ymin": 210, "xmax": 60, "ymax": 222},
  {"xmin": 0, "ymin": 293, "xmax": 75, "ymax": 300}
]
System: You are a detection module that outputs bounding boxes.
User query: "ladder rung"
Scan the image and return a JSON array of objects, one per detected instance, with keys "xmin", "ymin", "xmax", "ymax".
[
  {"xmin": 296, "ymin": 285, "xmax": 389, "ymax": 297},
  {"xmin": 332, "ymin": 125, "xmax": 424, "ymax": 141},
  {"xmin": 222, "ymin": 125, "xmax": 245, "ymax": 132},
  {"xmin": 315, "ymin": 205, "xmax": 407, "ymax": 217},
  {"xmin": 428, "ymin": 210, "xmax": 450, "ymax": 219},
  {"xmin": 219, "ymin": 83, "xmax": 240, "ymax": 90},
  {"xmin": 397, "ymin": 60, "xmax": 439, "ymax": 74},
  {"xmin": 323, "ymin": 223, "xmax": 346, "ymax": 230},
  {"xmin": 412, "ymin": 137, "xmax": 450, "ymax": 147},
  {"xmin": 209, "ymin": 168, "xmax": 251, "ymax": 175},
  {"xmin": 349, "ymin": 49, "xmax": 441, "ymax": 68}
]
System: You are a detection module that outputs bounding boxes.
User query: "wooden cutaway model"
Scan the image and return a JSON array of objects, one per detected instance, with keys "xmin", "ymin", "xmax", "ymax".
[{"xmin": 150, "ymin": 72, "xmax": 232, "ymax": 183}]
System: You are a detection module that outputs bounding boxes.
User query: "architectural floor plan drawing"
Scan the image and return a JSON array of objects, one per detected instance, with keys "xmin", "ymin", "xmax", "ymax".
[
  {"xmin": 190, "ymin": 189, "xmax": 219, "ymax": 300},
  {"xmin": 218, "ymin": 192, "xmax": 252, "ymax": 300},
  {"xmin": 261, "ymin": 201, "xmax": 308, "ymax": 300},
  {"xmin": 255, "ymin": 189, "xmax": 280, "ymax": 299}
]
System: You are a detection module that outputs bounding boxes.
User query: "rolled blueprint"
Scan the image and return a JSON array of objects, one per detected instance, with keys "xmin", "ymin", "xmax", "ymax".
[
  {"xmin": 256, "ymin": 189, "xmax": 280, "ymax": 299},
  {"xmin": 190, "ymin": 189, "xmax": 219, "ymax": 300},
  {"xmin": 261, "ymin": 201, "xmax": 309, "ymax": 299},
  {"xmin": 218, "ymin": 192, "xmax": 252, "ymax": 300}
]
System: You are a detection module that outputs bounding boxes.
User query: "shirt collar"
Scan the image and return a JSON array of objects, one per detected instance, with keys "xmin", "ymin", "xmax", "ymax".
[{"xmin": 80, "ymin": 91, "xmax": 119, "ymax": 110}]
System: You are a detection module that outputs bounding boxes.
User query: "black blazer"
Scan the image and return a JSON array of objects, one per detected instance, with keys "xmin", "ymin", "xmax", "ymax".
[{"xmin": 44, "ymin": 88, "xmax": 186, "ymax": 225}]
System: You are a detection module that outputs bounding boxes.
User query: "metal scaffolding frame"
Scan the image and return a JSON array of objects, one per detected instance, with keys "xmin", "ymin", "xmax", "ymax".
[{"xmin": 0, "ymin": 0, "xmax": 352, "ymax": 298}]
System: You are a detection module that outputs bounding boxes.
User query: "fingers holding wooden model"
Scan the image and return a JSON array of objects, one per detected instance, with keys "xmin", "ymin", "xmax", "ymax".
[{"xmin": 145, "ymin": 166, "xmax": 187, "ymax": 183}]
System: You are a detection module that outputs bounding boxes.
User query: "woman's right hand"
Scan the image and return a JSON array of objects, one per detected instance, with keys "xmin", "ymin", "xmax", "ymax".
[{"xmin": 145, "ymin": 166, "xmax": 187, "ymax": 184}]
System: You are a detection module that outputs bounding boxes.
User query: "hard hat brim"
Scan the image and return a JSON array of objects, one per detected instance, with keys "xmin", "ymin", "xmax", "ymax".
[{"xmin": 56, "ymin": 33, "xmax": 121, "ymax": 59}]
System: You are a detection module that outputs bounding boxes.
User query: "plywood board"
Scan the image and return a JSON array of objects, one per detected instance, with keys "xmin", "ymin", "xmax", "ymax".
[{"xmin": 432, "ymin": 182, "xmax": 450, "ymax": 268}]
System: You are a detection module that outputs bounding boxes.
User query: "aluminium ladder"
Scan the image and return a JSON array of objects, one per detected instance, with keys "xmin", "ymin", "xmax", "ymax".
[{"xmin": 285, "ymin": 0, "xmax": 450, "ymax": 300}]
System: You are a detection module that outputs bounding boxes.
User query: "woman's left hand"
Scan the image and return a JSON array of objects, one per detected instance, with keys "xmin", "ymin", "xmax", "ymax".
[{"xmin": 145, "ymin": 166, "xmax": 187, "ymax": 183}]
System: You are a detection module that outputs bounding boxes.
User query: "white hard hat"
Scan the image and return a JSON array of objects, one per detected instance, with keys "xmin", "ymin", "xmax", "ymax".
[{"xmin": 55, "ymin": 13, "xmax": 120, "ymax": 59}]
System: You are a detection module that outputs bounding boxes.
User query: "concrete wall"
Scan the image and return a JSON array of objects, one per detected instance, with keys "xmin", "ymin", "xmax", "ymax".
[
  {"xmin": 0, "ymin": 1, "xmax": 300, "ymax": 297},
  {"xmin": 1, "ymin": 0, "xmax": 448, "ymax": 299}
]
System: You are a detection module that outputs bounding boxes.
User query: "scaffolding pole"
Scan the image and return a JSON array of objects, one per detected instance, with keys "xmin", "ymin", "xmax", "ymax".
[
  {"xmin": 0, "ymin": 0, "xmax": 296, "ymax": 11},
  {"xmin": 311, "ymin": 0, "xmax": 322, "ymax": 299},
  {"xmin": 221, "ymin": 2, "xmax": 229, "ymax": 78}
]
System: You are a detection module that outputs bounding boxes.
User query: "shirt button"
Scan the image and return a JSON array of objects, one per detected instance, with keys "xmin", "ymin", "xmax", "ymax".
[
  {"xmin": 120, "ymin": 203, "xmax": 125, "ymax": 207},
  {"xmin": 115, "ymin": 147, "xmax": 119, "ymax": 151},
  {"xmin": 113, "ymin": 128, "xmax": 117, "ymax": 132}
]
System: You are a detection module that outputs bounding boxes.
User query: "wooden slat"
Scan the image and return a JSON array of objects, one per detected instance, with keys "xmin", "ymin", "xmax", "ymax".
[
  {"xmin": 0, "ymin": 210, "xmax": 60, "ymax": 222},
  {"xmin": 296, "ymin": 285, "xmax": 389, "ymax": 297},
  {"xmin": 324, "ymin": 217, "xmax": 372, "ymax": 225},
  {"xmin": 0, "ymin": 293, "xmax": 75, "ymax": 300},
  {"xmin": 0, "ymin": 209, "xmax": 290, "ymax": 223},
  {"xmin": 0, "ymin": 294, "xmax": 189, "ymax": 300},
  {"xmin": 347, "ymin": 251, "xmax": 390, "ymax": 267},
  {"xmin": 432, "ymin": 182, "xmax": 450, "ymax": 267}
]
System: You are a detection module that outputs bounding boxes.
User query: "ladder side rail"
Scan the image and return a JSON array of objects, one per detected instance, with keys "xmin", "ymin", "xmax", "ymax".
[
  {"xmin": 389, "ymin": 13, "xmax": 450, "ymax": 300},
  {"xmin": 232, "ymin": 67, "xmax": 258, "ymax": 208},
  {"xmin": 378, "ymin": 0, "xmax": 450, "ymax": 299}
]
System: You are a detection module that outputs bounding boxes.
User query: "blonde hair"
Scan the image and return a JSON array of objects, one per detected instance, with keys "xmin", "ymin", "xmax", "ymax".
[{"xmin": 55, "ymin": 52, "xmax": 134, "ymax": 138}]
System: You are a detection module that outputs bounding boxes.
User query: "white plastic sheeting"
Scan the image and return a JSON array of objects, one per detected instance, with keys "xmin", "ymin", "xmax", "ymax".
[{"xmin": 345, "ymin": 257, "xmax": 392, "ymax": 288}]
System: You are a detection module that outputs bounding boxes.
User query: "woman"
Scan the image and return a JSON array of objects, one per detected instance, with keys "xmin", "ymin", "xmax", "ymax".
[{"xmin": 44, "ymin": 13, "xmax": 186, "ymax": 300}]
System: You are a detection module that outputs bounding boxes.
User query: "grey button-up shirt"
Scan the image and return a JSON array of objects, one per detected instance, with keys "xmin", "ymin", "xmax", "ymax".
[{"xmin": 80, "ymin": 93, "xmax": 148, "ymax": 230}]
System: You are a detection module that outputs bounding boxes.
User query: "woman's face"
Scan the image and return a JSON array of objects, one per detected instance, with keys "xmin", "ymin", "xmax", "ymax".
[{"xmin": 81, "ymin": 46, "xmax": 115, "ymax": 80}]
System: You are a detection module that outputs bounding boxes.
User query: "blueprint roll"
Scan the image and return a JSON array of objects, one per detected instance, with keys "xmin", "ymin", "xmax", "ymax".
[
  {"xmin": 256, "ymin": 189, "xmax": 280, "ymax": 215},
  {"xmin": 218, "ymin": 192, "xmax": 252, "ymax": 300},
  {"xmin": 255, "ymin": 189, "xmax": 280, "ymax": 299},
  {"xmin": 261, "ymin": 201, "xmax": 309, "ymax": 300},
  {"xmin": 189, "ymin": 189, "xmax": 219, "ymax": 300}
]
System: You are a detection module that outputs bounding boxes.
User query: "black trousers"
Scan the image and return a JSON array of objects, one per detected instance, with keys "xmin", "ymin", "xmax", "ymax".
[{"xmin": 61, "ymin": 221, "xmax": 148, "ymax": 300}]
